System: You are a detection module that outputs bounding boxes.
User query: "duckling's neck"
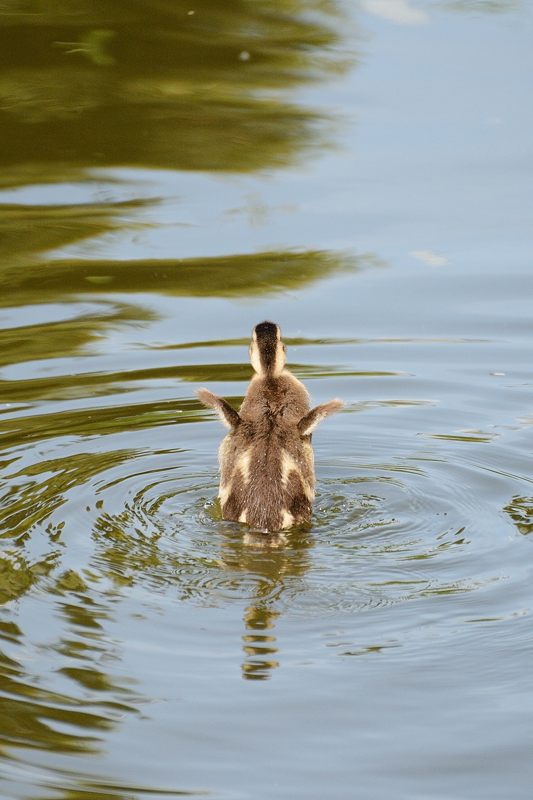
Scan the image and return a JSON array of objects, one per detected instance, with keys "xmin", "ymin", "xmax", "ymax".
[
  {"xmin": 252, "ymin": 364, "xmax": 283, "ymax": 379},
  {"xmin": 250, "ymin": 338, "xmax": 285, "ymax": 378}
]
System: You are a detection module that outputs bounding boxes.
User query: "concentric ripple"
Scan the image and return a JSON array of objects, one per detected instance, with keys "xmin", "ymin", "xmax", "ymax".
[
  {"xmin": 1, "ymin": 339, "xmax": 529, "ymax": 622},
  {"xmin": 1, "ymin": 293, "xmax": 533, "ymax": 796}
]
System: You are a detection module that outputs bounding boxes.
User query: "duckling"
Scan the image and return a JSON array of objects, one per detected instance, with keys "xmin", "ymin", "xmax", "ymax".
[{"xmin": 197, "ymin": 321, "xmax": 343, "ymax": 532}]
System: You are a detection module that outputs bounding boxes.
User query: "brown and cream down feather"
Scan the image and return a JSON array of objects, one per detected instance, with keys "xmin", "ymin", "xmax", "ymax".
[{"xmin": 197, "ymin": 321, "xmax": 343, "ymax": 532}]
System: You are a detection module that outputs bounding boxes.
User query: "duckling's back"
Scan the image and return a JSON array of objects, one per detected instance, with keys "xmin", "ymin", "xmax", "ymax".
[
  {"xmin": 219, "ymin": 373, "xmax": 314, "ymax": 531},
  {"xmin": 197, "ymin": 320, "xmax": 343, "ymax": 533}
]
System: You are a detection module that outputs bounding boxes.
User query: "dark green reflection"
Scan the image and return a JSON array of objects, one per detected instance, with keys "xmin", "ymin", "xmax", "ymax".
[
  {"xmin": 0, "ymin": 357, "xmax": 367, "ymax": 405},
  {"xmin": 149, "ymin": 335, "xmax": 363, "ymax": 352},
  {"xmin": 0, "ymin": 302, "xmax": 154, "ymax": 368},
  {"xmin": 0, "ymin": 200, "xmax": 147, "ymax": 267},
  {"xmin": 0, "ymin": 567, "xmax": 142, "ymax": 759},
  {"xmin": 0, "ymin": 401, "xmax": 200, "ymax": 450},
  {"xmin": 1, "ymin": 0, "xmax": 349, "ymax": 183},
  {"xmin": 0, "ymin": 450, "xmax": 139, "ymax": 541},
  {"xmin": 504, "ymin": 497, "xmax": 533, "ymax": 536},
  {"xmin": 0, "ymin": 551, "xmax": 59, "ymax": 603},
  {"xmin": 29, "ymin": 776, "xmax": 202, "ymax": 800},
  {"xmin": 1, "ymin": 249, "xmax": 359, "ymax": 307},
  {"xmin": 0, "ymin": 612, "xmax": 137, "ymax": 756}
]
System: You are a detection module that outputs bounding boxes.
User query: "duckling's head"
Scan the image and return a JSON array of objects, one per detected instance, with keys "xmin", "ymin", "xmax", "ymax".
[{"xmin": 249, "ymin": 321, "xmax": 286, "ymax": 378}]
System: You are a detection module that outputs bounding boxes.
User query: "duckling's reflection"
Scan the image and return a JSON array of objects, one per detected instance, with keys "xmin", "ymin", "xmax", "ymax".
[
  {"xmin": 242, "ymin": 604, "xmax": 280, "ymax": 680},
  {"xmin": 218, "ymin": 526, "xmax": 313, "ymax": 681}
]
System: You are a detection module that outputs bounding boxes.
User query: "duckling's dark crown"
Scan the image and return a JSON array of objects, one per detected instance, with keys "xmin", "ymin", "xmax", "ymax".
[
  {"xmin": 252, "ymin": 320, "xmax": 280, "ymax": 373},
  {"xmin": 254, "ymin": 321, "xmax": 279, "ymax": 340}
]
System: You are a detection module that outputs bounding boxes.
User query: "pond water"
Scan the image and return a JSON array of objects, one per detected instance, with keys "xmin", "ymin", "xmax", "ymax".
[{"xmin": 1, "ymin": 1, "xmax": 533, "ymax": 797}]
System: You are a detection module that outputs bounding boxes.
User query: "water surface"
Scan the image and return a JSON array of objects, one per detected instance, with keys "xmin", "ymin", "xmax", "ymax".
[{"xmin": 1, "ymin": 1, "xmax": 533, "ymax": 798}]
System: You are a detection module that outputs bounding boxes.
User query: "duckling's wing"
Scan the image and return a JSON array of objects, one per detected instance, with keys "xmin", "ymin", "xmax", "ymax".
[
  {"xmin": 196, "ymin": 388, "xmax": 240, "ymax": 430},
  {"xmin": 297, "ymin": 399, "xmax": 344, "ymax": 436}
]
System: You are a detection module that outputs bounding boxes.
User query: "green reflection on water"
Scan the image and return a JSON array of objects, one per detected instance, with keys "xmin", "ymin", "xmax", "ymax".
[
  {"xmin": 0, "ymin": 450, "xmax": 138, "ymax": 541},
  {"xmin": 0, "ymin": 629, "xmax": 117, "ymax": 755},
  {"xmin": 0, "ymin": 551, "xmax": 58, "ymax": 603},
  {"xmin": 0, "ymin": 401, "xmax": 200, "ymax": 449},
  {"xmin": 0, "ymin": 302, "xmax": 154, "ymax": 368},
  {"xmin": 0, "ymin": 609, "xmax": 141, "ymax": 774},
  {"xmin": 30, "ymin": 776, "xmax": 204, "ymax": 800},
  {"xmin": 504, "ymin": 496, "xmax": 533, "ymax": 536},
  {"xmin": 0, "ymin": 573, "xmax": 143, "ymax": 759},
  {"xmin": 1, "ymin": 0, "xmax": 350, "ymax": 183},
  {"xmin": 1, "ymin": 249, "xmax": 359, "ymax": 305},
  {"xmin": 0, "ymin": 358, "xmax": 369, "ymax": 405},
  {"xmin": 0, "ymin": 200, "xmax": 147, "ymax": 267}
]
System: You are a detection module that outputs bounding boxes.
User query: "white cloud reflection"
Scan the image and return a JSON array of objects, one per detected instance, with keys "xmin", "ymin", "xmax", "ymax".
[
  {"xmin": 410, "ymin": 249, "xmax": 449, "ymax": 267},
  {"xmin": 362, "ymin": 0, "xmax": 430, "ymax": 25}
]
